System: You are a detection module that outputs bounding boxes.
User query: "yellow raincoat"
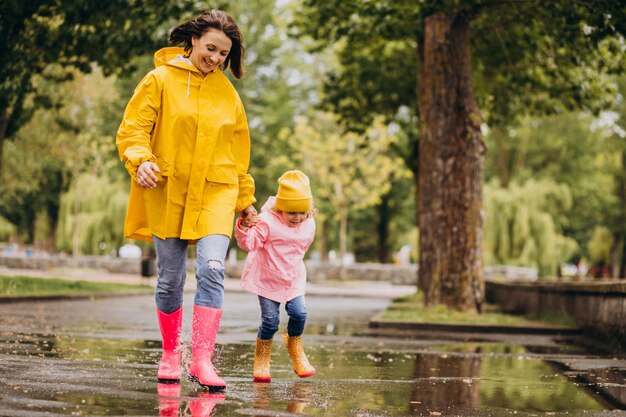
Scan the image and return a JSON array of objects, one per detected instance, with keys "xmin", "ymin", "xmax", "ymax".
[{"xmin": 116, "ymin": 47, "xmax": 256, "ymax": 242}]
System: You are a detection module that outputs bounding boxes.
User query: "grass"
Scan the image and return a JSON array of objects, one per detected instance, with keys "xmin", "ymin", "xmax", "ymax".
[
  {"xmin": 379, "ymin": 291, "xmax": 577, "ymax": 328},
  {"xmin": 0, "ymin": 275, "xmax": 153, "ymax": 298}
]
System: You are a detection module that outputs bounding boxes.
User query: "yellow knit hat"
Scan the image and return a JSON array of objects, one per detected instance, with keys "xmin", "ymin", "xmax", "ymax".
[{"xmin": 275, "ymin": 170, "xmax": 313, "ymax": 212}]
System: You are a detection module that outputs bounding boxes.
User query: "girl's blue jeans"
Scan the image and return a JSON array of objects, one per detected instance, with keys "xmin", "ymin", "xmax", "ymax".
[
  {"xmin": 257, "ymin": 295, "xmax": 307, "ymax": 340},
  {"xmin": 153, "ymin": 234, "xmax": 230, "ymax": 313}
]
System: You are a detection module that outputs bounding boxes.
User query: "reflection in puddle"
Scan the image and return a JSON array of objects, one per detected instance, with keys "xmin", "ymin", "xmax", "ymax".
[{"xmin": 0, "ymin": 331, "xmax": 616, "ymax": 416}]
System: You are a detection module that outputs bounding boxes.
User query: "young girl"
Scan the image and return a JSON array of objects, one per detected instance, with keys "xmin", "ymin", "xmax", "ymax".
[{"xmin": 234, "ymin": 170, "xmax": 317, "ymax": 382}]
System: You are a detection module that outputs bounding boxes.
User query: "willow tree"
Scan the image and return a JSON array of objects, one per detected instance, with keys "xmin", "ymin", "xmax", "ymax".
[
  {"xmin": 483, "ymin": 179, "xmax": 578, "ymax": 277},
  {"xmin": 297, "ymin": 1, "xmax": 626, "ymax": 311}
]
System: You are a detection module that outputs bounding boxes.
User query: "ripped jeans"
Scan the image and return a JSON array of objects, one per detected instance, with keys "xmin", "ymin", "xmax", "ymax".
[{"xmin": 153, "ymin": 234, "xmax": 230, "ymax": 313}]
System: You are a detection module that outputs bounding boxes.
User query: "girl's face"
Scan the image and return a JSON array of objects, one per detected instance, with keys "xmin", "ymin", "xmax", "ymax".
[
  {"xmin": 190, "ymin": 28, "xmax": 232, "ymax": 75},
  {"xmin": 281, "ymin": 211, "xmax": 308, "ymax": 228}
]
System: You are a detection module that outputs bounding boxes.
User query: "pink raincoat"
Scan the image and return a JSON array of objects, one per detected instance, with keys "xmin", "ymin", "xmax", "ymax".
[{"xmin": 234, "ymin": 197, "xmax": 316, "ymax": 303}]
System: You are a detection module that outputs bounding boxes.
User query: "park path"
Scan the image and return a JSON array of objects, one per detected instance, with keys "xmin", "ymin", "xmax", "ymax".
[{"xmin": 0, "ymin": 270, "xmax": 624, "ymax": 416}]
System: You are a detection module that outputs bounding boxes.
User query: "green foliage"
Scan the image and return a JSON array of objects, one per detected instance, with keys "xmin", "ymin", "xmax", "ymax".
[
  {"xmin": 0, "ymin": 275, "xmax": 151, "ymax": 297},
  {"xmin": 485, "ymin": 111, "xmax": 619, "ymax": 264},
  {"xmin": 0, "ymin": 215, "xmax": 16, "ymax": 241},
  {"xmin": 297, "ymin": 0, "xmax": 626, "ymax": 128},
  {"xmin": 225, "ymin": 0, "xmax": 323, "ymax": 204},
  {"xmin": 0, "ymin": 0, "xmax": 194, "ymax": 143},
  {"xmin": 0, "ymin": 66, "xmax": 125, "ymax": 248},
  {"xmin": 587, "ymin": 226, "xmax": 613, "ymax": 265},
  {"xmin": 484, "ymin": 179, "xmax": 578, "ymax": 276},
  {"xmin": 282, "ymin": 112, "xmax": 413, "ymax": 256},
  {"xmin": 55, "ymin": 174, "xmax": 128, "ymax": 255}
]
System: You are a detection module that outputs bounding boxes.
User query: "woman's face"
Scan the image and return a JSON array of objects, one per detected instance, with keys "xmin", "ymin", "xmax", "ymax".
[{"xmin": 190, "ymin": 28, "xmax": 232, "ymax": 75}]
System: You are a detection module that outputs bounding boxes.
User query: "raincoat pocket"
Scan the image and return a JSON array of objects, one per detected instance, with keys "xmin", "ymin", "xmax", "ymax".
[
  {"xmin": 254, "ymin": 262, "xmax": 293, "ymax": 293},
  {"xmin": 205, "ymin": 165, "xmax": 238, "ymax": 184},
  {"xmin": 155, "ymin": 155, "xmax": 173, "ymax": 176}
]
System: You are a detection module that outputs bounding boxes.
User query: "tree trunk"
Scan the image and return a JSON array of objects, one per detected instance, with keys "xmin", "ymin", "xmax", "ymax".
[
  {"xmin": 319, "ymin": 217, "xmax": 329, "ymax": 262},
  {"xmin": 610, "ymin": 233, "xmax": 621, "ymax": 279},
  {"xmin": 377, "ymin": 193, "xmax": 391, "ymax": 263},
  {"xmin": 417, "ymin": 12, "xmax": 486, "ymax": 312},
  {"xmin": 338, "ymin": 205, "xmax": 348, "ymax": 262},
  {"xmin": 0, "ymin": 107, "xmax": 9, "ymax": 175},
  {"xmin": 618, "ymin": 150, "xmax": 626, "ymax": 278},
  {"xmin": 492, "ymin": 126, "xmax": 511, "ymax": 188}
]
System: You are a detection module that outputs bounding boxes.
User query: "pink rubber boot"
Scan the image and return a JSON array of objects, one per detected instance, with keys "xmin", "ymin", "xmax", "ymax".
[
  {"xmin": 188, "ymin": 306, "xmax": 226, "ymax": 390},
  {"xmin": 157, "ymin": 307, "xmax": 183, "ymax": 382}
]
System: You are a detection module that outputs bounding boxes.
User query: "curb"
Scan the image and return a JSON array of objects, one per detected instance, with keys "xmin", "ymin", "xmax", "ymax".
[{"xmin": 368, "ymin": 318, "xmax": 583, "ymax": 335}]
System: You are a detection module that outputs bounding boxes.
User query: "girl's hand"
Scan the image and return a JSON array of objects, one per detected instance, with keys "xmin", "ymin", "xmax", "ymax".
[
  {"xmin": 240, "ymin": 205, "xmax": 258, "ymax": 227},
  {"xmin": 241, "ymin": 214, "xmax": 259, "ymax": 228},
  {"xmin": 136, "ymin": 161, "xmax": 160, "ymax": 189}
]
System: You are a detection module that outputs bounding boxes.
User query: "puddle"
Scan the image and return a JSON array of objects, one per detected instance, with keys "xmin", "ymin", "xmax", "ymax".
[
  {"xmin": 0, "ymin": 292, "xmax": 623, "ymax": 416},
  {"xmin": 0, "ymin": 334, "xmax": 621, "ymax": 416}
]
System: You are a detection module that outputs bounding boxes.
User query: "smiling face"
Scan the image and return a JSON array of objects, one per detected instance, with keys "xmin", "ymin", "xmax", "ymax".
[
  {"xmin": 190, "ymin": 28, "xmax": 232, "ymax": 75},
  {"xmin": 281, "ymin": 211, "xmax": 309, "ymax": 228}
]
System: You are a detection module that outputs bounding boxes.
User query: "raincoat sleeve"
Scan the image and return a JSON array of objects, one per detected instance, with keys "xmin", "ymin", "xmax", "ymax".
[
  {"xmin": 234, "ymin": 217, "xmax": 269, "ymax": 252},
  {"xmin": 232, "ymin": 99, "xmax": 256, "ymax": 212},
  {"xmin": 115, "ymin": 72, "xmax": 161, "ymax": 181}
]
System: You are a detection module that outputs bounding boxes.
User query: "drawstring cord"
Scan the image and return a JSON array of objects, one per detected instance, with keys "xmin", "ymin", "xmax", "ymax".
[{"xmin": 186, "ymin": 70, "xmax": 190, "ymax": 98}]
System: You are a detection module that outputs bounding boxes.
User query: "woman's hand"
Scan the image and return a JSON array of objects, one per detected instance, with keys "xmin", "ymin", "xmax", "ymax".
[
  {"xmin": 136, "ymin": 161, "xmax": 160, "ymax": 189},
  {"xmin": 240, "ymin": 205, "xmax": 258, "ymax": 227}
]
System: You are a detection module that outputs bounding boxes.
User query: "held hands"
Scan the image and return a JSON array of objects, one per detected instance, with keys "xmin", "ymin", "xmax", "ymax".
[
  {"xmin": 240, "ymin": 205, "xmax": 259, "ymax": 228},
  {"xmin": 136, "ymin": 161, "xmax": 160, "ymax": 189}
]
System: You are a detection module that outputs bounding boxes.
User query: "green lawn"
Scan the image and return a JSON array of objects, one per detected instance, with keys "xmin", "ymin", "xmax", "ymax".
[
  {"xmin": 380, "ymin": 291, "xmax": 577, "ymax": 328},
  {"xmin": 0, "ymin": 275, "xmax": 153, "ymax": 298}
]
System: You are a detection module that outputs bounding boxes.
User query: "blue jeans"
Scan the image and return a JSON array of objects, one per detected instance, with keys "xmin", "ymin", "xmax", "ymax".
[
  {"xmin": 153, "ymin": 234, "xmax": 230, "ymax": 313},
  {"xmin": 257, "ymin": 295, "xmax": 307, "ymax": 340}
]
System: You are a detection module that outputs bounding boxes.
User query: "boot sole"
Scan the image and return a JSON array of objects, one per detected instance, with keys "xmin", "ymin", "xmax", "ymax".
[
  {"xmin": 253, "ymin": 376, "xmax": 271, "ymax": 383},
  {"xmin": 188, "ymin": 374, "xmax": 227, "ymax": 392},
  {"xmin": 296, "ymin": 369, "xmax": 316, "ymax": 378}
]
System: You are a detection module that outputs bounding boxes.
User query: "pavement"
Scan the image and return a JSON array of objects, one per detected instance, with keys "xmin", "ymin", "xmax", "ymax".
[
  {"xmin": 0, "ymin": 265, "xmax": 625, "ymax": 414},
  {"xmin": 0, "ymin": 265, "xmax": 417, "ymax": 300}
]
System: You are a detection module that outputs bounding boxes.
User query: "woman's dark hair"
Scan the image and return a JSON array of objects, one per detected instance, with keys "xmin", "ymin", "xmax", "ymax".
[{"xmin": 169, "ymin": 10, "xmax": 244, "ymax": 79}]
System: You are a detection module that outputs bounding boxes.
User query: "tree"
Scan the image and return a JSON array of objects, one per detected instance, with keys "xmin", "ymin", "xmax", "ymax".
[
  {"xmin": 483, "ymin": 178, "xmax": 578, "ymax": 277},
  {"xmin": 603, "ymin": 76, "xmax": 626, "ymax": 277},
  {"xmin": 297, "ymin": 0, "xmax": 626, "ymax": 311},
  {"xmin": 283, "ymin": 112, "xmax": 411, "ymax": 261},
  {"xmin": 484, "ymin": 111, "xmax": 617, "ymax": 275},
  {"xmin": 1, "ymin": 66, "xmax": 126, "ymax": 250},
  {"xmin": 0, "ymin": 0, "xmax": 195, "ymax": 173}
]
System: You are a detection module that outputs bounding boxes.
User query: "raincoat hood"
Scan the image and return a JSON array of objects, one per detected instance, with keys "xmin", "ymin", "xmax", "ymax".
[
  {"xmin": 153, "ymin": 47, "xmax": 197, "ymax": 71},
  {"xmin": 261, "ymin": 196, "xmax": 277, "ymax": 213},
  {"xmin": 153, "ymin": 47, "xmax": 205, "ymax": 99}
]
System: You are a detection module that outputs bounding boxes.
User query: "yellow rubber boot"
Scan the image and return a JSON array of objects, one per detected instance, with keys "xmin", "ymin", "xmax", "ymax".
[
  {"xmin": 283, "ymin": 333, "xmax": 316, "ymax": 378},
  {"xmin": 253, "ymin": 338, "xmax": 272, "ymax": 382}
]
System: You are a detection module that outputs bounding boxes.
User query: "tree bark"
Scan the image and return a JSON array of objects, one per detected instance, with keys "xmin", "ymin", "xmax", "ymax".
[
  {"xmin": 417, "ymin": 12, "xmax": 486, "ymax": 312},
  {"xmin": 338, "ymin": 204, "xmax": 348, "ymax": 262},
  {"xmin": 377, "ymin": 193, "xmax": 391, "ymax": 263},
  {"xmin": 0, "ymin": 107, "xmax": 9, "ymax": 175}
]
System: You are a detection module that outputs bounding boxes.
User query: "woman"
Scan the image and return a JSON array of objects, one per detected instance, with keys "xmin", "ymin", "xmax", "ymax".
[{"xmin": 116, "ymin": 10, "xmax": 256, "ymax": 391}]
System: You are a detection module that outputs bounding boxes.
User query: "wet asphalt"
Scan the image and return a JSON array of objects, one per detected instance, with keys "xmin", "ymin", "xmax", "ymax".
[{"xmin": 0, "ymin": 277, "xmax": 625, "ymax": 417}]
